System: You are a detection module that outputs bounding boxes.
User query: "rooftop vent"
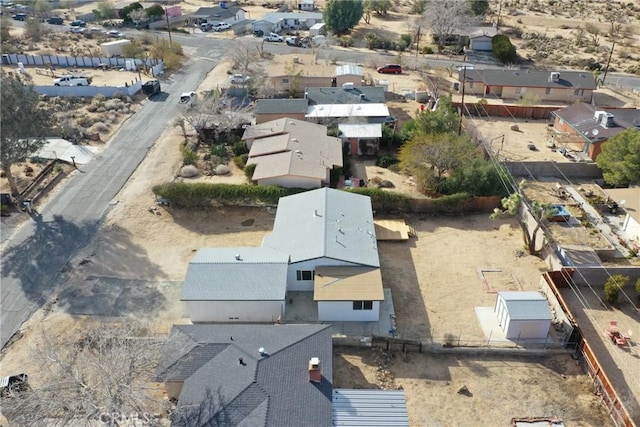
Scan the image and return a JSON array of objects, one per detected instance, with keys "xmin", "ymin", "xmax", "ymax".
[
  {"xmin": 342, "ymin": 82, "xmax": 354, "ymax": 90},
  {"xmin": 549, "ymin": 72, "xmax": 560, "ymax": 82},
  {"xmin": 309, "ymin": 357, "xmax": 321, "ymax": 382},
  {"xmin": 594, "ymin": 110, "xmax": 606, "ymax": 121},
  {"xmin": 359, "ymin": 93, "xmax": 365, "ymax": 101},
  {"xmin": 235, "ymin": 254, "xmax": 242, "ymax": 261},
  {"xmin": 601, "ymin": 113, "xmax": 615, "ymax": 128},
  {"xmin": 259, "ymin": 347, "xmax": 267, "ymax": 356}
]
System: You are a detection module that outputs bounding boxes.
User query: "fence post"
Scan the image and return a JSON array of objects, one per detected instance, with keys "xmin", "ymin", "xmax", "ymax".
[
  {"xmin": 486, "ymin": 331, "xmax": 492, "ymax": 347},
  {"xmin": 516, "ymin": 332, "xmax": 521, "ymax": 348}
]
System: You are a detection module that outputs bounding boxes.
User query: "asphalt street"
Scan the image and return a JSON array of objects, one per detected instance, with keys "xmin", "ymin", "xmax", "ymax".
[{"xmin": 0, "ymin": 38, "xmax": 229, "ymax": 349}]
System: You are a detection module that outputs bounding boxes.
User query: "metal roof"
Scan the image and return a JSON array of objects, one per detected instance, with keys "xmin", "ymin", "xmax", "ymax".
[
  {"xmin": 332, "ymin": 389, "xmax": 409, "ymax": 426},
  {"xmin": 314, "ymin": 266, "xmax": 384, "ymax": 301},
  {"xmin": 335, "ymin": 64, "xmax": 363, "ymax": 77},
  {"xmin": 306, "ymin": 103, "xmax": 390, "ymax": 118},
  {"xmin": 460, "ymin": 69, "xmax": 597, "ymax": 90},
  {"xmin": 181, "ymin": 247, "xmax": 289, "ymax": 301},
  {"xmin": 497, "ymin": 292, "xmax": 553, "ymax": 321},
  {"xmin": 263, "ymin": 188, "xmax": 380, "ymax": 267},
  {"xmin": 256, "ymin": 11, "xmax": 323, "ymax": 24},
  {"xmin": 338, "ymin": 123, "xmax": 383, "ymax": 138}
]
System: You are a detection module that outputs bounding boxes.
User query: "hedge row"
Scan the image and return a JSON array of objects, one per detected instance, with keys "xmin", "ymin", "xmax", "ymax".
[{"xmin": 152, "ymin": 182, "xmax": 305, "ymax": 208}]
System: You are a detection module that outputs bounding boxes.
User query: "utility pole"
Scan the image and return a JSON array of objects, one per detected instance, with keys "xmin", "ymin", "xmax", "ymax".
[
  {"xmin": 458, "ymin": 57, "xmax": 467, "ymax": 136},
  {"xmin": 164, "ymin": 2, "xmax": 172, "ymax": 44},
  {"xmin": 415, "ymin": 25, "xmax": 421, "ymax": 57},
  {"xmin": 601, "ymin": 41, "xmax": 615, "ymax": 86}
]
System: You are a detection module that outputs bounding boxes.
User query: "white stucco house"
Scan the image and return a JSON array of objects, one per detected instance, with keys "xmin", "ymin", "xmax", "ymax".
[
  {"xmin": 495, "ymin": 292, "xmax": 553, "ymax": 340},
  {"xmin": 243, "ymin": 118, "xmax": 343, "ymax": 189},
  {"xmin": 181, "ymin": 247, "xmax": 289, "ymax": 323}
]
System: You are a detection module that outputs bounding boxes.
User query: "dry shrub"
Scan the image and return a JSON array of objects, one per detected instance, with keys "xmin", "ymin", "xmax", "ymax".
[{"xmin": 88, "ymin": 122, "xmax": 109, "ymax": 133}]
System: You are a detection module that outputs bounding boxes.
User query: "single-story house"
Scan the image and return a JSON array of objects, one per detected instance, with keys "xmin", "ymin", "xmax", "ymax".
[
  {"xmin": 304, "ymin": 86, "xmax": 389, "ymax": 124},
  {"xmin": 181, "ymin": 247, "xmax": 289, "ymax": 323},
  {"xmin": 551, "ymin": 103, "xmax": 640, "ymax": 160},
  {"xmin": 458, "ymin": 69, "xmax": 596, "ymax": 103},
  {"xmin": 306, "ymin": 85, "xmax": 385, "ymax": 105},
  {"xmin": 254, "ymin": 99, "xmax": 308, "ymax": 124},
  {"xmin": 495, "ymin": 292, "xmax": 553, "ymax": 340},
  {"xmin": 314, "ymin": 266, "xmax": 384, "ymax": 322},
  {"xmin": 189, "ymin": 3, "xmax": 246, "ymax": 25},
  {"xmin": 298, "ymin": 0, "xmax": 316, "ymax": 11},
  {"xmin": 156, "ymin": 324, "xmax": 333, "ymax": 426},
  {"xmin": 338, "ymin": 123, "xmax": 383, "ymax": 156},
  {"xmin": 306, "ymin": 103, "xmax": 390, "ymax": 124},
  {"xmin": 468, "ymin": 27, "xmax": 498, "ymax": 51},
  {"xmin": 242, "ymin": 118, "xmax": 343, "ymax": 188},
  {"xmin": 252, "ymin": 11, "xmax": 323, "ymax": 35},
  {"xmin": 263, "ymin": 188, "xmax": 381, "ymax": 291},
  {"xmin": 603, "ymin": 187, "xmax": 640, "ymax": 249}
]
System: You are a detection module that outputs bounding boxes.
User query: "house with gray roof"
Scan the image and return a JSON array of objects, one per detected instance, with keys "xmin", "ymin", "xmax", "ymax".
[
  {"xmin": 254, "ymin": 99, "xmax": 308, "ymax": 124},
  {"xmin": 551, "ymin": 102, "xmax": 640, "ymax": 161},
  {"xmin": 189, "ymin": 2, "xmax": 246, "ymax": 26},
  {"xmin": 156, "ymin": 324, "xmax": 333, "ymax": 426},
  {"xmin": 181, "ymin": 247, "xmax": 289, "ymax": 323},
  {"xmin": 458, "ymin": 69, "xmax": 596, "ymax": 103},
  {"xmin": 242, "ymin": 118, "xmax": 342, "ymax": 189},
  {"xmin": 252, "ymin": 11, "xmax": 323, "ymax": 35}
]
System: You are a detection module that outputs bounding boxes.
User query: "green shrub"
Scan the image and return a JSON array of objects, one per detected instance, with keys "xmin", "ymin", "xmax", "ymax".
[
  {"xmin": 376, "ymin": 155, "xmax": 399, "ymax": 168},
  {"xmin": 233, "ymin": 154, "xmax": 248, "ymax": 169},
  {"xmin": 350, "ymin": 187, "xmax": 411, "ymax": 211},
  {"xmin": 603, "ymin": 274, "xmax": 629, "ymax": 304},
  {"xmin": 181, "ymin": 146, "xmax": 199, "ymax": 166},
  {"xmin": 422, "ymin": 46, "xmax": 434, "ymax": 54},
  {"xmin": 244, "ymin": 162, "xmax": 257, "ymax": 180},
  {"xmin": 231, "ymin": 140, "xmax": 248, "ymax": 156},
  {"xmin": 211, "ymin": 144, "xmax": 229, "ymax": 160},
  {"xmin": 492, "ymin": 35, "xmax": 517, "ymax": 64}
]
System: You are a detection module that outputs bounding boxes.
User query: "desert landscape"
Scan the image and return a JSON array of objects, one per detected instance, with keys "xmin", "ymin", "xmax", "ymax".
[{"xmin": 1, "ymin": 0, "xmax": 639, "ymax": 425}]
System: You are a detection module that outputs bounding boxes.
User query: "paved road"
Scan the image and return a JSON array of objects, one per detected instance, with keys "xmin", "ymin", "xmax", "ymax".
[{"xmin": 0, "ymin": 41, "xmax": 228, "ymax": 349}]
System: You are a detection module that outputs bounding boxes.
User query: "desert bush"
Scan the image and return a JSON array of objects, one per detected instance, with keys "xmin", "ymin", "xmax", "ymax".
[
  {"xmin": 180, "ymin": 165, "xmax": 199, "ymax": 178},
  {"xmin": 112, "ymin": 92, "xmax": 126, "ymax": 100},
  {"xmin": 244, "ymin": 163, "xmax": 257, "ymax": 180},
  {"xmin": 635, "ymin": 278, "xmax": 640, "ymax": 297},
  {"xmin": 181, "ymin": 146, "xmax": 199, "ymax": 166},
  {"xmin": 89, "ymin": 122, "xmax": 109, "ymax": 133},
  {"xmin": 211, "ymin": 144, "xmax": 229, "ymax": 160},
  {"xmin": 231, "ymin": 140, "xmax": 248, "ymax": 156},
  {"xmin": 603, "ymin": 274, "xmax": 629, "ymax": 304},
  {"xmin": 376, "ymin": 155, "xmax": 399, "ymax": 168},
  {"xmin": 422, "ymin": 46, "xmax": 434, "ymax": 54},
  {"xmin": 233, "ymin": 154, "xmax": 248, "ymax": 169}
]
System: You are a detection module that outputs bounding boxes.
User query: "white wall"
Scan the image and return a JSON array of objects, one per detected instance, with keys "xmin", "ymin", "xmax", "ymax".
[
  {"xmin": 186, "ymin": 300, "xmax": 284, "ymax": 323},
  {"xmin": 505, "ymin": 319, "xmax": 551, "ymax": 340},
  {"xmin": 623, "ymin": 215, "xmax": 640, "ymax": 242},
  {"xmin": 318, "ymin": 301, "xmax": 380, "ymax": 322},
  {"xmin": 286, "ymin": 258, "xmax": 358, "ymax": 291},
  {"xmin": 258, "ymin": 175, "xmax": 322, "ymax": 189}
]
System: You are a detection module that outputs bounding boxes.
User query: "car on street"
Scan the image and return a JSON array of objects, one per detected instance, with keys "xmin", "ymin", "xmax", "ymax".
[
  {"xmin": 376, "ymin": 63, "xmax": 402, "ymax": 74},
  {"xmin": 105, "ymin": 30, "xmax": 123, "ymax": 38},
  {"xmin": 228, "ymin": 74, "xmax": 250, "ymax": 85},
  {"xmin": 12, "ymin": 12, "xmax": 26, "ymax": 21},
  {"xmin": 285, "ymin": 36, "xmax": 309, "ymax": 47},
  {"xmin": 70, "ymin": 19, "xmax": 86, "ymax": 27},
  {"xmin": 264, "ymin": 32, "xmax": 283, "ymax": 42},
  {"xmin": 179, "ymin": 91, "xmax": 197, "ymax": 107},
  {"xmin": 211, "ymin": 22, "xmax": 231, "ymax": 31},
  {"xmin": 47, "ymin": 16, "xmax": 64, "ymax": 25},
  {"xmin": 142, "ymin": 80, "xmax": 161, "ymax": 97},
  {"xmin": 69, "ymin": 26, "xmax": 85, "ymax": 33}
]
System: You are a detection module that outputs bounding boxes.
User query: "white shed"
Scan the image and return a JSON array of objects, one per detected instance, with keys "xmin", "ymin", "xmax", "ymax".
[
  {"xmin": 181, "ymin": 247, "xmax": 289, "ymax": 323},
  {"xmin": 494, "ymin": 292, "xmax": 552, "ymax": 340}
]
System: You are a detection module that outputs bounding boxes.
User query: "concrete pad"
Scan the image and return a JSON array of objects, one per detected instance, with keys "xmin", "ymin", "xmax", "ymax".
[{"xmin": 475, "ymin": 306, "xmax": 562, "ymax": 347}]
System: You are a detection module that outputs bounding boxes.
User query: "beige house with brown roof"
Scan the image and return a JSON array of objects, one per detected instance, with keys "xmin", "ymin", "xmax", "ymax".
[{"xmin": 243, "ymin": 118, "xmax": 342, "ymax": 188}]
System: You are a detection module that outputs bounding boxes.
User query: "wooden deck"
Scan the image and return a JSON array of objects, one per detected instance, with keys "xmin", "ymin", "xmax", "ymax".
[{"xmin": 374, "ymin": 219, "xmax": 414, "ymax": 241}]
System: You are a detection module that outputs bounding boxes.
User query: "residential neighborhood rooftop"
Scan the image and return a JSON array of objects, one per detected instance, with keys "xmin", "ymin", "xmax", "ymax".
[
  {"xmin": 552, "ymin": 103, "xmax": 640, "ymax": 143},
  {"xmin": 263, "ymin": 188, "xmax": 380, "ymax": 267},
  {"xmin": 338, "ymin": 123, "xmax": 383, "ymax": 139},
  {"xmin": 306, "ymin": 103, "xmax": 390, "ymax": 118},
  {"xmin": 314, "ymin": 266, "xmax": 384, "ymax": 301},
  {"xmin": 460, "ymin": 69, "xmax": 597, "ymax": 89},
  {"xmin": 254, "ymin": 98, "xmax": 309, "ymax": 115},
  {"xmin": 306, "ymin": 86, "xmax": 385, "ymax": 105},
  {"xmin": 156, "ymin": 324, "xmax": 333, "ymax": 427}
]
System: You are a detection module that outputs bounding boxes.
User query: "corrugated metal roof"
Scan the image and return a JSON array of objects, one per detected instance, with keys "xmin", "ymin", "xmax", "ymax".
[
  {"xmin": 181, "ymin": 248, "xmax": 289, "ymax": 301},
  {"xmin": 306, "ymin": 103, "xmax": 389, "ymax": 118},
  {"xmin": 332, "ymin": 389, "xmax": 409, "ymax": 426},
  {"xmin": 335, "ymin": 64, "xmax": 363, "ymax": 77},
  {"xmin": 498, "ymin": 292, "xmax": 553, "ymax": 321}
]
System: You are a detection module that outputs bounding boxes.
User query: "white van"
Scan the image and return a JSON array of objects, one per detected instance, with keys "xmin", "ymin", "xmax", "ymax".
[
  {"xmin": 179, "ymin": 91, "xmax": 197, "ymax": 107},
  {"xmin": 53, "ymin": 75, "xmax": 92, "ymax": 86}
]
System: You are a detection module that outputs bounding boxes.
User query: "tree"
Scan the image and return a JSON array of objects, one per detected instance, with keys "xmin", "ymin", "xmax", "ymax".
[
  {"xmin": 364, "ymin": 0, "xmax": 392, "ymax": 16},
  {"xmin": 411, "ymin": 95, "xmax": 459, "ymax": 135},
  {"xmin": 410, "ymin": 0, "xmax": 426, "ymax": 14},
  {"xmin": 1, "ymin": 73, "xmax": 56, "ymax": 196},
  {"xmin": 24, "ymin": 18, "xmax": 48, "ymax": 41},
  {"xmin": 32, "ymin": 0, "xmax": 52, "ymax": 18},
  {"xmin": 468, "ymin": 0, "xmax": 489, "ymax": 16},
  {"xmin": 596, "ymin": 129, "xmax": 640, "ymax": 186},
  {"xmin": 364, "ymin": 32, "xmax": 378, "ymax": 49},
  {"xmin": 423, "ymin": 0, "xmax": 477, "ymax": 45},
  {"xmin": 119, "ymin": 1, "xmax": 143, "ymax": 23},
  {"xmin": 490, "ymin": 180, "xmax": 555, "ymax": 255},
  {"xmin": 96, "ymin": 0, "xmax": 116, "ymax": 19},
  {"xmin": 128, "ymin": 8, "xmax": 148, "ymax": 25},
  {"xmin": 585, "ymin": 23, "xmax": 601, "ymax": 47},
  {"xmin": 1, "ymin": 321, "xmax": 172, "ymax": 425},
  {"xmin": 145, "ymin": 4, "xmax": 165, "ymax": 21},
  {"xmin": 181, "ymin": 92, "xmax": 253, "ymax": 144},
  {"xmin": 603, "ymin": 274, "xmax": 629, "ymax": 304},
  {"xmin": 284, "ymin": 60, "xmax": 304, "ymax": 97},
  {"xmin": 323, "ymin": 0, "xmax": 363, "ymax": 36},
  {"xmin": 492, "ymin": 34, "xmax": 517, "ymax": 64}
]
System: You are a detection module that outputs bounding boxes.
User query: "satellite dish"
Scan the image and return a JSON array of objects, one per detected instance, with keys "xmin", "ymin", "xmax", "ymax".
[{"xmin": 591, "ymin": 129, "xmax": 599, "ymax": 136}]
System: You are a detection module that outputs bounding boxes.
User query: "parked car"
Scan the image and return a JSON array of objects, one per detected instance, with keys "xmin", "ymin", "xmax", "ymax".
[
  {"xmin": 70, "ymin": 19, "xmax": 86, "ymax": 27},
  {"xmin": 229, "ymin": 74, "xmax": 250, "ymax": 85},
  {"xmin": 285, "ymin": 36, "xmax": 309, "ymax": 47},
  {"xmin": 47, "ymin": 16, "xmax": 64, "ymax": 25},
  {"xmin": 253, "ymin": 29, "xmax": 264, "ymax": 37},
  {"xmin": 11, "ymin": 12, "xmax": 26, "ymax": 20},
  {"xmin": 88, "ymin": 27, "xmax": 102, "ymax": 33},
  {"xmin": 264, "ymin": 32, "xmax": 283, "ymax": 42},
  {"xmin": 376, "ymin": 64, "xmax": 402, "ymax": 74},
  {"xmin": 200, "ymin": 22, "xmax": 212, "ymax": 32},
  {"xmin": 69, "ymin": 26, "xmax": 85, "ymax": 33},
  {"xmin": 53, "ymin": 75, "xmax": 92, "ymax": 86},
  {"xmin": 179, "ymin": 91, "xmax": 197, "ymax": 107},
  {"xmin": 142, "ymin": 80, "xmax": 161, "ymax": 97},
  {"xmin": 105, "ymin": 30, "xmax": 123, "ymax": 38},
  {"xmin": 211, "ymin": 22, "xmax": 231, "ymax": 32}
]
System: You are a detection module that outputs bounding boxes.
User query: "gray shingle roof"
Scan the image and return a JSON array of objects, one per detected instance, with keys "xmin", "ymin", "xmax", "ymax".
[
  {"xmin": 552, "ymin": 103, "xmax": 640, "ymax": 143},
  {"xmin": 306, "ymin": 86, "xmax": 385, "ymax": 105},
  {"xmin": 262, "ymin": 188, "xmax": 380, "ymax": 267},
  {"xmin": 157, "ymin": 324, "xmax": 333, "ymax": 427},
  {"xmin": 190, "ymin": 5, "xmax": 242, "ymax": 20},
  {"xmin": 254, "ymin": 99, "xmax": 309, "ymax": 115},
  {"xmin": 460, "ymin": 69, "xmax": 597, "ymax": 90},
  {"xmin": 181, "ymin": 247, "xmax": 289, "ymax": 301}
]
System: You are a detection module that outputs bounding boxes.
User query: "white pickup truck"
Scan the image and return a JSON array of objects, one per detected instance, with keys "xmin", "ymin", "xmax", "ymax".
[{"xmin": 53, "ymin": 75, "xmax": 92, "ymax": 86}]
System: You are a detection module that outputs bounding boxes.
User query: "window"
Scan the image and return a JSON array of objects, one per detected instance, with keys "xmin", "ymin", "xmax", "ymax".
[
  {"xmin": 574, "ymin": 89, "xmax": 584, "ymax": 96},
  {"xmin": 282, "ymin": 78, "xmax": 289, "ymax": 84},
  {"xmin": 296, "ymin": 270, "xmax": 314, "ymax": 281},
  {"xmin": 353, "ymin": 301, "xmax": 373, "ymax": 310},
  {"xmin": 545, "ymin": 87, "xmax": 551, "ymax": 95},
  {"xmin": 469, "ymin": 82, "xmax": 473, "ymax": 89},
  {"xmin": 515, "ymin": 87, "xmax": 522, "ymax": 94}
]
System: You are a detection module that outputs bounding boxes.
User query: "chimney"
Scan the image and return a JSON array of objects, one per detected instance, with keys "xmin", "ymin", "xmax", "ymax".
[{"xmin": 308, "ymin": 357, "xmax": 321, "ymax": 382}]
